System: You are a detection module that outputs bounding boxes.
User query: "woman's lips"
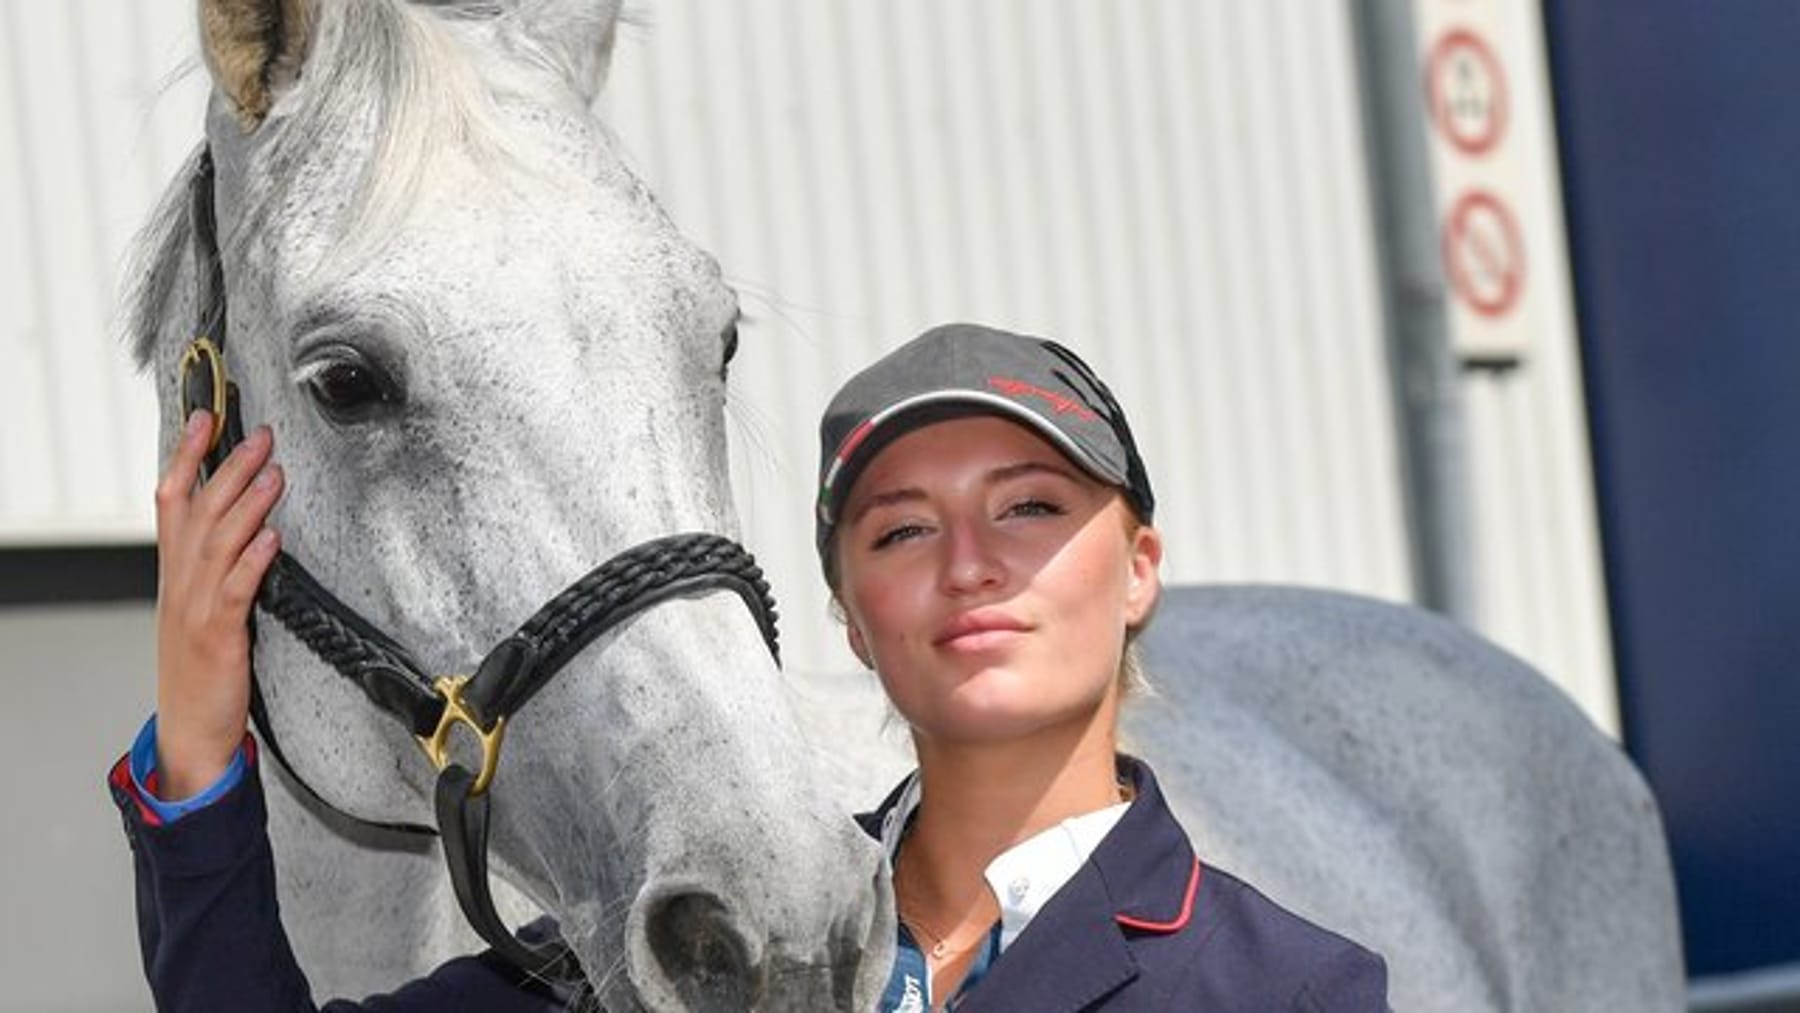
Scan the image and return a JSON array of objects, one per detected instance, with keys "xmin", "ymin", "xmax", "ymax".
[{"xmin": 935, "ymin": 611, "xmax": 1031, "ymax": 650}]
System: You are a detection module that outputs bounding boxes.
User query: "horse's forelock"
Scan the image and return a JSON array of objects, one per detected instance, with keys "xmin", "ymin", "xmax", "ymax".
[
  {"xmin": 229, "ymin": 1, "xmax": 559, "ymax": 279},
  {"xmin": 125, "ymin": 0, "xmax": 441, "ymax": 370},
  {"xmin": 130, "ymin": 2, "xmax": 611, "ymax": 368}
]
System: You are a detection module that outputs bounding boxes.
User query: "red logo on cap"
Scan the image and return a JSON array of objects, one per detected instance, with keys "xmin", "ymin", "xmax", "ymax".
[{"xmin": 988, "ymin": 377, "xmax": 1098, "ymax": 420}]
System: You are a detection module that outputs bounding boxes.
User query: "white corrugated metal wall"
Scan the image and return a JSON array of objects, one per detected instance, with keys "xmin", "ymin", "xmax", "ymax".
[
  {"xmin": 600, "ymin": 0, "xmax": 1415, "ymax": 678},
  {"xmin": 0, "ymin": 0, "xmax": 1614, "ymax": 732},
  {"xmin": 0, "ymin": 2, "xmax": 201, "ymax": 543}
]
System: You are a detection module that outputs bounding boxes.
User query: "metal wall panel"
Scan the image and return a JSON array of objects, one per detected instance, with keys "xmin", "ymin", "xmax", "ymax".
[
  {"xmin": 1465, "ymin": 374, "xmax": 1615, "ymax": 729},
  {"xmin": 602, "ymin": 0, "xmax": 1414, "ymax": 675},
  {"xmin": 1, "ymin": 1, "xmax": 1611, "ymax": 731},
  {"xmin": 0, "ymin": 1, "xmax": 204, "ymax": 544}
]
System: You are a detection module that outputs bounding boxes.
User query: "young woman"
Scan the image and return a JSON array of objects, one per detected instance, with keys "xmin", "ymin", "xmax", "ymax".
[
  {"xmin": 815, "ymin": 323, "xmax": 1388, "ymax": 1010},
  {"xmin": 111, "ymin": 322, "xmax": 1387, "ymax": 1011}
]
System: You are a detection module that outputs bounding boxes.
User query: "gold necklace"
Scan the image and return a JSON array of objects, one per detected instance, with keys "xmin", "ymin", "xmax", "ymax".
[
  {"xmin": 894, "ymin": 855, "xmax": 994, "ymax": 962},
  {"xmin": 893, "ymin": 783, "xmax": 1133, "ymax": 962},
  {"xmin": 898, "ymin": 909, "xmax": 992, "ymax": 962}
]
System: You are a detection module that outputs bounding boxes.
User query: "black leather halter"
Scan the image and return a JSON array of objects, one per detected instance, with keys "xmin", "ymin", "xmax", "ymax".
[{"xmin": 176, "ymin": 149, "xmax": 780, "ymax": 991}]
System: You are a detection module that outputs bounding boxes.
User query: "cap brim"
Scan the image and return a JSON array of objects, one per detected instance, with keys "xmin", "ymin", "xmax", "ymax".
[{"xmin": 817, "ymin": 389, "xmax": 1129, "ymax": 532}]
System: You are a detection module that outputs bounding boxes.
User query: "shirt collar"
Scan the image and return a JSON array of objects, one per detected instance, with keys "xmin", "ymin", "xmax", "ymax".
[
  {"xmin": 878, "ymin": 771, "xmax": 1131, "ymax": 953},
  {"xmin": 983, "ymin": 802, "xmax": 1129, "ymax": 950}
]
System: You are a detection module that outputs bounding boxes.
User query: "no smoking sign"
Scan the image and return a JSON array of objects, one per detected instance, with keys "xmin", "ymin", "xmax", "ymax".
[{"xmin": 1442, "ymin": 191, "xmax": 1524, "ymax": 318}]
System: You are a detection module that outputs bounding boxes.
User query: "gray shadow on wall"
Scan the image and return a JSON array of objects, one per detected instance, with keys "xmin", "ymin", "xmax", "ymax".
[{"xmin": 0, "ymin": 602, "xmax": 157, "ymax": 1013}]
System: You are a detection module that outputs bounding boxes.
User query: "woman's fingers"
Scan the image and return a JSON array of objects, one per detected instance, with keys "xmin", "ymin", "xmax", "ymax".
[
  {"xmin": 220, "ymin": 527, "xmax": 281, "ymax": 612},
  {"xmin": 149, "ymin": 415, "xmax": 281, "ymax": 800},
  {"xmin": 192, "ymin": 425, "xmax": 274, "ymax": 524},
  {"xmin": 213, "ymin": 464, "xmax": 284, "ymax": 594},
  {"xmin": 154, "ymin": 415, "xmax": 275, "ymax": 570},
  {"xmin": 154, "ymin": 411, "xmax": 215, "ymax": 543},
  {"xmin": 181, "ymin": 427, "xmax": 274, "ymax": 574}
]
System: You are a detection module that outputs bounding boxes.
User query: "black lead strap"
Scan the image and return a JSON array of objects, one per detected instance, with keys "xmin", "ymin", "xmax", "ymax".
[
  {"xmin": 435, "ymin": 766, "xmax": 584, "ymax": 984},
  {"xmin": 176, "ymin": 146, "xmax": 782, "ymax": 995}
]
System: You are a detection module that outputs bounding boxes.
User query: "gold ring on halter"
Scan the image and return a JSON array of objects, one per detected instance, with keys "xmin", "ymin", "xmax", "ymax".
[
  {"xmin": 417, "ymin": 675, "xmax": 509, "ymax": 797},
  {"xmin": 178, "ymin": 337, "xmax": 228, "ymax": 454}
]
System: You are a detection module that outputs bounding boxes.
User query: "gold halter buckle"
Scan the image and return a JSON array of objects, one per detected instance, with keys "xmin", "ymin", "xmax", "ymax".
[
  {"xmin": 178, "ymin": 337, "xmax": 228, "ymax": 454},
  {"xmin": 417, "ymin": 675, "xmax": 508, "ymax": 797}
]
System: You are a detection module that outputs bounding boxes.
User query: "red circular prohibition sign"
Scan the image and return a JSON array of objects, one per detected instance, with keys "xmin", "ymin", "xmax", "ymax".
[
  {"xmin": 1427, "ymin": 28, "xmax": 1508, "ymax": 157},
  {"xmin": 1442, "ymin": 190, "xmax": 1524, "ymax": 319}
]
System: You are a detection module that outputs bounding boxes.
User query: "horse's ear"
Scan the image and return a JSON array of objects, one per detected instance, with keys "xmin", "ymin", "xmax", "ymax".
[
  {"xmin": 506, "ymin": 0, "xmax": 624, "ymax": 105},
  {"xmin": 199, "ymin": 0, "xmax": 313, "ymax": 130}
]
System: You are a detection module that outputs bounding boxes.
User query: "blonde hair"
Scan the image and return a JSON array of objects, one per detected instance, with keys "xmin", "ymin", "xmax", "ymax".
[{"xmin": 1120, "ymin": 636, "xmax": 1151, "ymax": 697}]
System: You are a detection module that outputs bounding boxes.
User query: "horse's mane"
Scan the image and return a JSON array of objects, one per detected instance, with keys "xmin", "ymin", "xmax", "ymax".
[
  {"xmin": 126, "ymin": 153, "xmax": 202, "ymax": 370},
  {"xmin": 127, "ymin": 0, "xmax": 557, "ymax": 369}
]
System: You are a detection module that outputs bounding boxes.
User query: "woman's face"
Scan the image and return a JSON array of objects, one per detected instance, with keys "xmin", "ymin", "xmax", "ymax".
[{"xmin": 832, "ymin": 415, "xmax": 1162, "ymax": 747}]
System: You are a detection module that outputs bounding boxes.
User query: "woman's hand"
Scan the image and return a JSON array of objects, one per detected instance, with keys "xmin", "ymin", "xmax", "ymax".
[{"xmin": 153, "ymin": 411, "xmax": 284, "ymax": 799}]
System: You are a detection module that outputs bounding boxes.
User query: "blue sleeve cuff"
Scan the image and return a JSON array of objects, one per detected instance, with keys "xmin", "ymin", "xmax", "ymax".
[{"xmin": 129, "ymin": 715, "xmax": 248, "ymax": 824}]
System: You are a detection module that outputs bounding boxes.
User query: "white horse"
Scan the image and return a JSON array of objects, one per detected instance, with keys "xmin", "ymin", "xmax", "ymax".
[
  {"xmin": 128, "ymin": 1, "xmax": 1685, "ymax": 1010},
  {"xmin": 1127, "ymin": 587, "xmax": 1683, "ymax": 1010},
  {"xmin": 132, "ymin": 0, "xmax": 890, "ymax": 1008}
]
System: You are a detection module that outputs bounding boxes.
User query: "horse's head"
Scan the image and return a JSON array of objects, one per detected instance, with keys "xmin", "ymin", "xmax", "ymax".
[{"xmin": 132, "ymin": 1, "xmax": 890, "ymax": 1006}]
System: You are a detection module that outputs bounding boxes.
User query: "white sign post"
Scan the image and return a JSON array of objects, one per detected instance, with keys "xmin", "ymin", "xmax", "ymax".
[{"xmin": 1407, "ymin": 0, "xmax": 1620, "ymax": 736}]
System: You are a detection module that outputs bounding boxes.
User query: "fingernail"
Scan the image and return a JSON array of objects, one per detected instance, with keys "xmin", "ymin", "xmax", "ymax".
[
  {"xmin": 233, "ymin": 426, "xmax": 270, "ymax": 456},
  {"xmin": 255, "ymin": 528, "xmax": 279, "ymax": 552},
  {"xmin": 253, "ymin": 468, "xmax": 276, "ymax": 490},
  {"xmin": 184, "ymin": 411, "xmax": 210, "ymax": 440}
]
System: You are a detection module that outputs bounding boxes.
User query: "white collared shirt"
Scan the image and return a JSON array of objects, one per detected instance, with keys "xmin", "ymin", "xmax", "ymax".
[{"xmin": 878, "ymin": 773, "xmax": 1130, "ymax": 954}]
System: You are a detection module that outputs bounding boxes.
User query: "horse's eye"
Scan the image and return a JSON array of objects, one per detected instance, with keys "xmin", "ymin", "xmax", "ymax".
[
  {"xmin": 301, "ymin": 354, "xmax": 401, "ymax": 424},
  {"xmin": 719, "ymin": 322, "xmax": 740, "ymax": 381}
]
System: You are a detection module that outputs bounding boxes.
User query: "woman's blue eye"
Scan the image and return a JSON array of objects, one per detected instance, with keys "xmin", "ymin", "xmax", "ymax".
[
  {"xmin": 871, "ymin": 523, "xmax": 927, "ymax": 550},
  {"xmin": 1005, "ymin": 498, "xmax": 1064, "ymax": 519}
]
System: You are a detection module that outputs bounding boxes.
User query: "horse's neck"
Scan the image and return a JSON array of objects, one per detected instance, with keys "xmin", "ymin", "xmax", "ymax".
[{"xmin": 784, "ymin": 668, "xmax": 915, "ymax": 813}]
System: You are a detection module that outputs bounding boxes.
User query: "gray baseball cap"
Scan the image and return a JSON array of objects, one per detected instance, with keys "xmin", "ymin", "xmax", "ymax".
[{"xmin": 815, "ymin": 322, "xmax": 1155, "ymax": 558}]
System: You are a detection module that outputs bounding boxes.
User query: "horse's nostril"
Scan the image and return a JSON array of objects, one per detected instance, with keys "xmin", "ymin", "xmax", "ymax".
[{"xmin": 645, "ymin": 891, "xmax": 758, "ymax": 1010}]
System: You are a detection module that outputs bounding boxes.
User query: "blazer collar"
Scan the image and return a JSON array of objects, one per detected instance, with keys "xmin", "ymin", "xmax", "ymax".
[
  {"xmin": 956, "ymin": 756, "xmax": 1201, "ymax": 1012},
  {"xmin": 855, "ymin": 757, "xmax": 1201, "ymax": 929},
  {"xmin": 856, "ymin": 776, "xmax": 909, "ymax": 840},
  {"xmin": 1091, "ymin": 756, "xmax": 1203, "ymax": 934}
]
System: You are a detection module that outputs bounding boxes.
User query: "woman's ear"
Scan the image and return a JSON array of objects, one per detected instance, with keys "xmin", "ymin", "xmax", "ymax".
[
  {"xmin": 843, "ymin": 615, "xmax": 874, "ymax": 670},
  {"xmin": 1124, "ymin": 523, "xmax": 1163, "ymax": 628}
]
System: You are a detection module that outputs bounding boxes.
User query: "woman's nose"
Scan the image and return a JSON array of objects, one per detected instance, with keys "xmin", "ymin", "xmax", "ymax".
[{"xmin": 939, "ymin": 521, "xmax": 1005, "ymax": 593}]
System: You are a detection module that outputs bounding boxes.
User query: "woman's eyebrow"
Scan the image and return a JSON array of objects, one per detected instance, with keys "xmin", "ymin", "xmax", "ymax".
[
  {"xmin": 848, "ymin": 460, "xmax": 1084, "ymax": 524},
  {"xmin": 846, "ymin": 487, "xmax": 926, "ymax": 528},
  {"xmin": 988, "ymin": 460, "xmax": 1083, "ymax": 486}
]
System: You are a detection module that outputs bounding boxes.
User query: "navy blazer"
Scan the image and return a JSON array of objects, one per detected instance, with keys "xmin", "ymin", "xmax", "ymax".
[
  {"xmin": 111, "ymin": 746, "xmax": 1384, "ymax": 1011},
  {"xmin": 860, "ymin": 757, "xmax": 1389, "ymax": 1012},
  {"xmin": 107, "ymin": 749, "xmax": 574, "ymax": 1012}
]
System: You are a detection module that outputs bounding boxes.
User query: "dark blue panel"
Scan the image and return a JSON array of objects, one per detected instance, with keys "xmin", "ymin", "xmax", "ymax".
[{"xmin": 1544, "ymin": 0, "xmax": 1800, "ymax": 977}]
